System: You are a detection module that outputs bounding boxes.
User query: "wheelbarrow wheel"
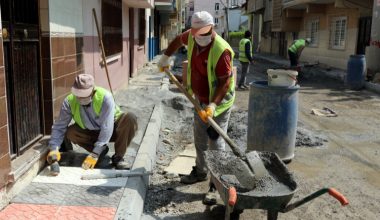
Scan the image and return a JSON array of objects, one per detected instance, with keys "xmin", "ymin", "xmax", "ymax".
[{"xmin": 230, "ymin": 209, "xmax": 243, "ymax": 220}]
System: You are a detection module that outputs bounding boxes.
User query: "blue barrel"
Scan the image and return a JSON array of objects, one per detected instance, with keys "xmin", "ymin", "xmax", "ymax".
[
  {"xmin": 345, "ymin": 55, "xmax": 366, "ymax": 90},
  {"xmin": 247, "ymin": 81, "xmax": 299, "ymax": 161}
]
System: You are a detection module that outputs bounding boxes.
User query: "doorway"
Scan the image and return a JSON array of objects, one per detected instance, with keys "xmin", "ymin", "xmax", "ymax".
[
  {"xmin": 1, "ymin": 0, "xmax": 43, "ymax": 157},
  {"xmin": 356, "ymin": 17, "xmax": 371, "ymax": 55}
]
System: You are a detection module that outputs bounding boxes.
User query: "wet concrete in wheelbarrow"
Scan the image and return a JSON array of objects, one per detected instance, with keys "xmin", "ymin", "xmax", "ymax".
[{"xmin": 206, "ymin": 151, "xmax": 295, "ymax": 197}]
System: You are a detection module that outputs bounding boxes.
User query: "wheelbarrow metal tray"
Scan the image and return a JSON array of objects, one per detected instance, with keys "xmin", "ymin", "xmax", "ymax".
[{"xmin": 204, "ymin": 151, "xmax": 298, "ymax": 211}]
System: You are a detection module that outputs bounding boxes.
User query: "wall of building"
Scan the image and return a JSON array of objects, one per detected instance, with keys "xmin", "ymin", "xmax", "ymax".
[
  {"xmin": 82, "ymin": 1, "xmax": 131, "ymax": 89},
  {"xmin": 0, "ymin": 7, "xmax": 11, "ymax": 190},
  {"xmin": 194, "ymin": 0, "xmax": 225, "ymax": 35},
  {"xmin": 229, "ymin": 9, "xmax": 248, "ymax": 31},
  {"xmin": 46, "ymin": 0, "xmax": 85, "ymax": 123},
  {"xmin": 299, "ymin": 4, "xmax": 359, "ymax": 70}
]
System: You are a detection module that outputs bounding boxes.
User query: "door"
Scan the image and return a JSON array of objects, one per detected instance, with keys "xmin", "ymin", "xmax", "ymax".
[
  {"xmin": 356, "ymin": 17, "xmax": 371, "ymax": 55},
  {"xmin": 278, "ymin": 32, "xmax": 287, "ymax": 58},
  {"xmin": 129, "ymin": 8, "xmax": 135, "ymax": 77},
  {"xmin": 1, "ymin": 0, "xmax": 42, "ymax": 157}
]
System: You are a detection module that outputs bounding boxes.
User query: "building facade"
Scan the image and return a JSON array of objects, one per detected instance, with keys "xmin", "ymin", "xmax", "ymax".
[{"xmin": 0, "ymin": 0, "xmax": 154, "ymax": 209}]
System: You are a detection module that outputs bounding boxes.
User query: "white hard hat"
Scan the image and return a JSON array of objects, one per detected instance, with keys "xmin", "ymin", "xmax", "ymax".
[{"xmin": 191, "ymin": 11, "xmax": 214, "ymax": 36}]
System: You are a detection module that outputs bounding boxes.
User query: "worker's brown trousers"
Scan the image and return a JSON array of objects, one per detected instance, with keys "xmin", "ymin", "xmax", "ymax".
[{"xmin": 65, "ymin": 112, "xmax": 138, "ymax": 157}]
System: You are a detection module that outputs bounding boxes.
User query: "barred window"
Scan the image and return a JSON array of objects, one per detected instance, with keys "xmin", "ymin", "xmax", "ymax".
[
  {"xmin": 330, "ymin": 16, "xmax": 347, "ymax": 50},
  {"xmin": 102, "ymin": 0, "xmax": 122, "ymax": 57},
  {"xmin": 215, "ymin": 3, "xmax": 220, "ymax": 11},
  {"xmin": 306, "ymin": 19, "xmax": 319, "ymax": 47}
]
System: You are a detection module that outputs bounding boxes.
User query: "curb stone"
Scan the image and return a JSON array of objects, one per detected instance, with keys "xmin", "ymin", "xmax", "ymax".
[
  {"xmin": 114, "ymin": 103, "xmax": 162, "ymax": 220},
  {"xmin": 114, "ymin": 77, "xmax": 168, "ymax": 220}
]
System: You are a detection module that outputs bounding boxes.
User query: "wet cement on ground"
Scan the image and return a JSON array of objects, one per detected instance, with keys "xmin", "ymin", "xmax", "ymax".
[{"xmin": 143, "ymin": 54, "xmax": 380, "ymax": 220}]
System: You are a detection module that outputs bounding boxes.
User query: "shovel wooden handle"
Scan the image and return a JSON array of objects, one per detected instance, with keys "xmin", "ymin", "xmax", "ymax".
[{"xmin": 164, "ymin": 69, "xmax": 244, "ymax": 158}]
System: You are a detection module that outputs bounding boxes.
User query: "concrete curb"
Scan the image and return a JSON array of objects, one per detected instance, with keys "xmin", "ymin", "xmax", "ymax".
[{"xmin": 114, "ymin": 103, "xmax": 162, "ymax": 220}]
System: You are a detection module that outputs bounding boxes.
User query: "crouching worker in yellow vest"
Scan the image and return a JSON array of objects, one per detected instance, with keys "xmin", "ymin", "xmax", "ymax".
[{"xmin": 47, "ymin": 74, "xmax": 138, "ymax": 175}]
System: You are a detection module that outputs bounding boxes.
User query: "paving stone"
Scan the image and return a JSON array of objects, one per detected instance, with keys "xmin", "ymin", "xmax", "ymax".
[
  {"xmin": 0, "ymin": 204, "xmax": 115, "ymax": 219},
  {"xmin": 12, "ymin": 183, "xmax": 124, "ymax": 207},
  {"xmin": 33, "ymin": 167, "xmax": 128, "ymax": 187}
]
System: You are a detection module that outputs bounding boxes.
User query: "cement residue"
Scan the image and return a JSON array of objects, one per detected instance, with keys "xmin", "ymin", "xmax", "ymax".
[
  {"xmin": 227, "ymin": 109, "xmax": 328, "ymax": 148},
  {"xmin": 296, "ymin": 126, "xmax": 328, "ymax": 147}
]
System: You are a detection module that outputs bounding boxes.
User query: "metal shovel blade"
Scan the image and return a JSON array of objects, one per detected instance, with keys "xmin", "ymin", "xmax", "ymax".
[{"xmin": 245, "ymin": 151, "xmax": 269, "ymax": 179}]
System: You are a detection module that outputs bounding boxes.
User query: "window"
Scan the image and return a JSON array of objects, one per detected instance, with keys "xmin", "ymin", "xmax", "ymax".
[
  {"xmin": 214, "ymin": 18, "xmax": 219, "ymax": 25},
  {"xmin": 231, "ymin": 0, "xmax": 238, "ymax": 6},
  {"xmin": 306, "ymin": 19, "xmax": 319, "ymax": 47},
  {"xmin": 102, "ymin": 0, "xmax": 122, "ymax": 57},
  {"xmin": 138, "ymin": 9, "xmax": 146, "ymax": 46},
  {"xmin": 330, "ymin": 16, "xmax": 347, "ymax": 50},
  {"xmin": 215, "ymin": 3, "xmax": 220, "ymax": 11}
]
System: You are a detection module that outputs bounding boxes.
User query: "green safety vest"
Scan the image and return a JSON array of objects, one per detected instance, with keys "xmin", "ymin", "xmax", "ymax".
[
  {"xmin": 288, "ymin": 39, "xmax": 306, "ymax": 53},
  {"xmin": 186, "ymin": 33, "xmax": 235, "ymax": 117},
  {"xmin": 67, "ymin": 87, "xmax": 122, "ymax": 129},
  {"xmin": 238, "ymin": 38, "xmax": 252, "ymax": 62}
]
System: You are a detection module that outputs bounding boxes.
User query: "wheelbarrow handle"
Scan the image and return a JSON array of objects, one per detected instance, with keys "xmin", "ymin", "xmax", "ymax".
[
  {"xmin": 228, "ymin": 187, "xmax": 237, "ymax": 206},
  {"xmin": 328, "ymin": 188, "xmax": 349, "ymax": 206},
  {"xmin": 281, "ymin": 188, "xmax": 349, "ymax": 213}
]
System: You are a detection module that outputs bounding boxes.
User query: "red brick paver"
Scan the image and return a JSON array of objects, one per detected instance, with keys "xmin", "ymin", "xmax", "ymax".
[{"xmin": 0, "ymin": 204, "xmax": 116, "ymax": 220}]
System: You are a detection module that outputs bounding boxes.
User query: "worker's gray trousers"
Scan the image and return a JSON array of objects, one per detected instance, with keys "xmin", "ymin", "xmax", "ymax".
[
  {"xmin": 238, "ymin": 61, "xmax": 249, "ymax": 86},
  {"xmin": 193, "ymin": 107, "xmax": 232, "ymax": 175},
  {"xmin": 66, "ymin": 112, "xmax": 138, "ymax": 157}
]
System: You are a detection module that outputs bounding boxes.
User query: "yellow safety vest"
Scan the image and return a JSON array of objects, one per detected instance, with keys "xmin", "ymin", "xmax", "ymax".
[
  {"xmin": 67, "ymin": 87, "xmax": 122, "ymax": 129},
  {"xmin": 186, "ymin": 33, "xmax": 235, "ymax": 117}
]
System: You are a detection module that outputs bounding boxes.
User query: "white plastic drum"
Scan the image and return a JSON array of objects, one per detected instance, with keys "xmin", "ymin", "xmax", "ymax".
[{"xmin": 267, "ymin": 69, "xmax": 298, "ymax": 87}]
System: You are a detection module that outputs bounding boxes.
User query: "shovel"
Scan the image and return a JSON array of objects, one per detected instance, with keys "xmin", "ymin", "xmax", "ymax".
[{"xmin": 164, "ymin": 69, "xmax": 268, "ymax": 190}]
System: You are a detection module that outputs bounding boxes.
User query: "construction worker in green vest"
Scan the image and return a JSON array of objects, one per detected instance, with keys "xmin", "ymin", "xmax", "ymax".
[
  {"xmin": 46, "ymin": 74, "xmax": 138, "ymax": 175},
  {"xmin": 238, "ymin": 30, "xmax": 254, "ymax": 90},
  {"xmin": 288, "ymin": 38, "xmax": 311, "ymax": 67},
  {"xmin": 158, "ymin": 11, "xmax": 235, "ymax": 206}
]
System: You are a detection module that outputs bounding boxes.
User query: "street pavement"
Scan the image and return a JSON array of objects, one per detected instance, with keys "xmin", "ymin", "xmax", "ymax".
[{"xmin": 1, "ymin": 53, "xmax": 379, "ymax": 220}]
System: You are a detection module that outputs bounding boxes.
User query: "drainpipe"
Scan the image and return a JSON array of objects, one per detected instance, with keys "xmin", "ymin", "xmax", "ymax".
[{"xmin": 366, "ymin": 0, "xmax": 380, "ymax": 73}]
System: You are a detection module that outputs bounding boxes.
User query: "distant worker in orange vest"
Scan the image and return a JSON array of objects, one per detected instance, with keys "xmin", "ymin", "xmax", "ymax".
[{"xmin": 288, "ymin": 38, "xmax": 311, "ymax": 68}]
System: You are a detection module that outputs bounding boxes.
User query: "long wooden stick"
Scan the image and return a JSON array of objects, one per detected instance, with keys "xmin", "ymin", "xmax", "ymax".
[
  {"xmin": 92, "ymin": 8, "xmax": 114, "ymax": 99},
  {"xmin": 164, "ymin": 69, "xmax": 244, "ymax": 158}
]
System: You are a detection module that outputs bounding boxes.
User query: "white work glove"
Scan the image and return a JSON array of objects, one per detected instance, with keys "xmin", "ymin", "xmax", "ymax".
[{"xmin": 158, "ymin": 54, "xmax": 171, "ymax": 72}]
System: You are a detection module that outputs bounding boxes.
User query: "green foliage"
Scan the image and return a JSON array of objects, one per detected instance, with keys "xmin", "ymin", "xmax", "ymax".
[{"xmin": 229, "ymin": 31, "xmax": 245, "ymax": 39}]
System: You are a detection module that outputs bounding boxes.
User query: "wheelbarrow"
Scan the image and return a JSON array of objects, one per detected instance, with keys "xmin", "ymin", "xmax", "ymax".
[{"xmin": 204, "ymin": 150, "xmax": 349, "ymax": 220}]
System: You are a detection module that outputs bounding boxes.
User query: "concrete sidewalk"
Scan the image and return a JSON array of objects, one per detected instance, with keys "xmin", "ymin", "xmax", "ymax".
[
  {"xmin": 0, "ymin": 58, "xmax": 167, "ymax": 220},
  {"xmin": 255, "ymin": 53, "xmax": 380, "ymax": 94}
]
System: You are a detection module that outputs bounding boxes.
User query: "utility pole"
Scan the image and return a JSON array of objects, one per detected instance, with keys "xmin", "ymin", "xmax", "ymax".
[{"xmin": 221, "ymin": 0, "xmax": 230, "ymax": 40}]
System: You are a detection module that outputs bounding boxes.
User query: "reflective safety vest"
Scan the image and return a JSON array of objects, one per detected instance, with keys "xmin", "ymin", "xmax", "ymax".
[
  {"xmin": 238, "ymin": 38, "xmax": 252, "ymax": 62},
  {"xmin": 67, "ymin": 87, "xmax": 122, "ymax": 129},
  {"xmin": 186, "ymin": 33, "xmax": 235, "ymax": 117},
  {"xmin": 288, "ymin": 39, "xmax": 306, "ymax": 53}
]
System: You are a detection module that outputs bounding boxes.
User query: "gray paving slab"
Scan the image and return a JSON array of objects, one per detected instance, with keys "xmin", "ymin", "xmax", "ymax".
[{"xmin": 11, "ymin": 182, "xmax": 123, "ymax": 207}]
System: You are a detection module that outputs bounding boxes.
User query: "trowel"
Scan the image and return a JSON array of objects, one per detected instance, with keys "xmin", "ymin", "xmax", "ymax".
[{"xmin": 164, "ymin": 69, "xmax": 269, "ymax": 190}]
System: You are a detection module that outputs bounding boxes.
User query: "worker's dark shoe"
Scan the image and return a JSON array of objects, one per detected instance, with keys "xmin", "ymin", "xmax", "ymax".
[
  {"xmin": 242, "ymin": 84, "xmax": 249, "ymax": 89},
  {"xmin": 112, "ymin": 155, "xmax": 130, "ymax": 170},
  {"xmin": 237, "ymin": 85, "xmax": 248, "ymax": 91},
  {"xmin": 98, "ymin": 146, "xmax": 109, "ymax": 161},
  {"xmin": 202, "ymin": 186, "xmax": 218, "ymax": 205},
  {"xmin": 180, "ymin": 166, "xmax": 207, "ymax": 184},
  {"xmin": 49, "ymin": 162, "xmax": 60, "ymax": 176}
]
